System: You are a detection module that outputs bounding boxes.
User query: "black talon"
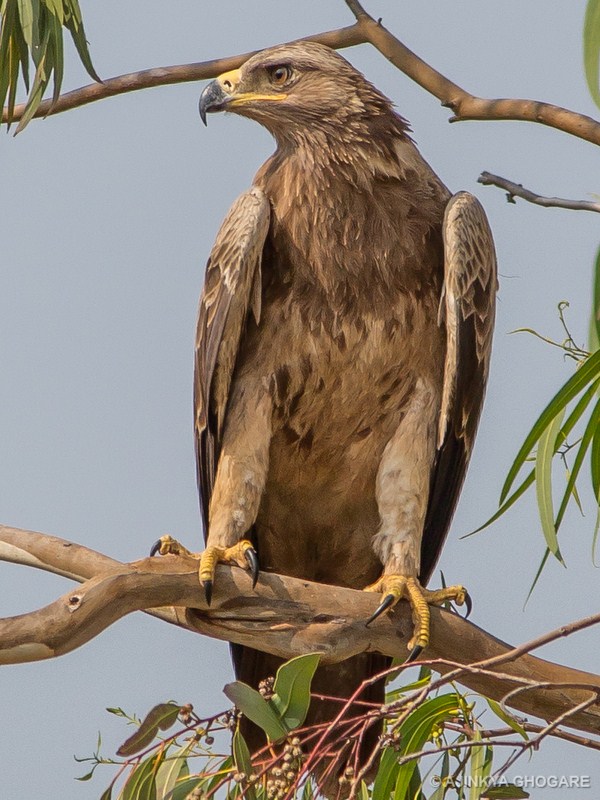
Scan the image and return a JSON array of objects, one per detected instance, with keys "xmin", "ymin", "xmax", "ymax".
[
  {"xmin": 150, "ymin": 540, "xmax": 162, "ymax": 557},
  {"xmin": 245, "ymin": 547, "xmax": 259, "ymax": 588},
  {"xmin": 406, "ymin": 644, "xmax": 423, "ymax": 664},
  {"xmin": 203, "ymin": 580, "xmax": 213, "ymax": 607},
  {"xmin": 365, "ymin": 593, "xmax": 395, "ymax": 627},
  {"xmin": 463, "ymin": 590, "xmax": 472, "ymax": 618}
]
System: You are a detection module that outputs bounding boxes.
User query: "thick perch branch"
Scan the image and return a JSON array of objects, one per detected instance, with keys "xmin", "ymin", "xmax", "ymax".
[
  {"xmin": 1, "ymin": 525, "xmax": 599, "ymax": 738},
  {"xmin": 3, "ymin": 5, "xmax": 600, "ymax": 147},
  {"xmin": 478, "ymin": 171, "xmax": 600, "ymax": 213}
]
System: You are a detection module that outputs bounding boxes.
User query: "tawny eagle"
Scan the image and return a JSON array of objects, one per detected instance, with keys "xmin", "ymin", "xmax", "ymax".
[{"xmin": 156, "ymin": 40, "xmax": 496, "ymax": 754}]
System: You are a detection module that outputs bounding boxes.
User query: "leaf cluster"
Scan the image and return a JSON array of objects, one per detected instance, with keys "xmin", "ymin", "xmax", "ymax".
[
  {"xmin": 472, "ymin": 260, "xmax": 600, "ymax": 593},
  {"xmin": 85, "ymin": 657, "xmax": 533, "ymax": 800},
  {"xmin": 0, "ymin": 0, "xmax": 99, "ymax": 132}
]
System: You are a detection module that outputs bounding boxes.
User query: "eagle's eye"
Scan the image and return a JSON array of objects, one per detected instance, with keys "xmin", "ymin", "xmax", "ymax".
[{"xmin": 268, "ymin": 65, "xmax": 292, "ymax": 87}]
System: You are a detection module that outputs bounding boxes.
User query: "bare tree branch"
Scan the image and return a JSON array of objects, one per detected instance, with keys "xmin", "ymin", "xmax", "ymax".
[
  {"xmin": 0, "ymin": 524, "xmax": 199, "ymax": 634},
  {"xmin": 1, "ymin": 524, "xmax": 599, "ymax": 737},
  {"xmin": 478, "ymin": 172, "xmax": 600, "ymax": 213},
  {"xmin": 1, "ymin": 24, "xmax": 366, "ymax": 125},
  {"xmin": 342, "ymin": 2, "xmax": 600, "ymax": 147},
  {"xmin": 3, "ymin": 5, "xmax": 600, "ymax": 148}
]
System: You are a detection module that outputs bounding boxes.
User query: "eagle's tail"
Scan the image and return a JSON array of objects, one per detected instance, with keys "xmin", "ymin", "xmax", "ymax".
[{"xmin": 232, "ymin": 644, "xmax": 390, "ymax": 796}]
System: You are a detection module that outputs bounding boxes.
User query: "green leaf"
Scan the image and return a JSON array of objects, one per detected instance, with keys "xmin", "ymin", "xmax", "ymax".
[
  {"xmin": 470, "ymin": 374, "xmax": 600, "ymax": 537},
  {"xmin": 393, "ymin": 694, "xmax": 460, "ymax": 800},
  {"xmin": 485, "ymin": 698, "xmax": 528, "ymax": 740},
  {"xmin": 271, "ymin": 653, "xmax": 320, "ymax": 730},
  {"xmin": 386, "ymin": 676, "xmax": 431, "ymax": 703},
  {"xmin": 407, "ymin": 764, "xmax": 425, "ymax": 800},
  {"xmin": 117, "ymin": 703, "xmax": 181, "ymax": 757},
  {"xmin": 0, "ymin": 0, "xmax": 16, "ymax": 118},
  {"xmin": 429, "ymin": 752, "xmax": 450, "ymax": 800},
  {"xmin": 554, "ymin": 395, "xmax": 600, "ymax": 534},
  {"xmin": 224, "ymin": 682, "xmax": 288, "ymax": 742},
  {"xmin": 107, "ymin": 707, "xmax": 128, "ymax": 717},
  {"xmin": 16, "ymin": 0, "xmax": 34, "ymax": 46},
  {"xmin": 584, "ymin": 0, "xmax": 600, "ymax": 109},
  {"xmin": 100, "ymin": 788, "xmax": 113, "ymax": 800},
  {"xmin": 359, "ymin": 780, "xmax": 370, "ymax": 800},
  {"xmin": 14, "ymin": 30, "xmax": 49, "ymax": 133},
  {"xmin": 120, "ymin": 752, "xmax": 164, "ymax": 800},
  {"xmin": 302, "ymin": 778, "xmax": 315, "ymax": 800},
  {"xmin": 233, "ymin": 729, "xmax": 256, "ymax": 800},
  {"xmin": 482, "ymin": 786, "xmax": 529, "ymax": 800},
  {"xmin": 500, "ymin": 349, "xmax": 600, "ymax": 503},
  {"xmin": 372, "ymin": 747, "xmax": 400, "ymax": 800},
  {"xmin": 534, "ymin": 408, "xmax": 564, "ymax": 560},
  {"xmin": 63, "ymin": 0, "xmax": 101, "ymax": 82},
  {"xmin": 588, "ymin": 246, "xmax": 600, "ymax": 351},
  {"xmin": 164, "ymin": 776, "xmax": 204, "ymax": 800},
  {"xmin": 154, "ymin": 744, "xmax": 191, "ymax": 799},
  {"xmin": 469, "ymin": 733, "xmax": 492, "ymax": 800},
  {"xmin": 75, "ymin": 767, "xmax": 97, "ymax": 782},
  {"xmin": 592, "ymin": 504, "xmax": 600, "ymax": 565},
  {"xmin": 525, "ymin": 547, "xmax": 550, "ymax": 602},
  {"xmin": 49, "ymin": 6, "xmax": 63, "ymax": 105},
  {"xmin": 591, "ymin": 419, "xmax": 600, "ymax": 498}
]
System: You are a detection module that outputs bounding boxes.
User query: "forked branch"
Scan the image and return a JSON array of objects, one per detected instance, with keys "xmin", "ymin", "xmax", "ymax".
[{"xmin": 1, "ymin": 524, "xmax": 600, "ymax": 738}]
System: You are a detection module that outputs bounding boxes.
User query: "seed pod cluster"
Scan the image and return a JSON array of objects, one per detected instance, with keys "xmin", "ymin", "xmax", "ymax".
[{"xmin": 266, "ymin": 737, "xmax": 303, "ymax": 799}]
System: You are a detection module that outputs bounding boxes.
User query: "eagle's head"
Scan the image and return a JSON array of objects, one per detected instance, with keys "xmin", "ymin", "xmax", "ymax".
[{"xmin": 199, "ymin": 42, "xmax": 408, "ymax": 144}]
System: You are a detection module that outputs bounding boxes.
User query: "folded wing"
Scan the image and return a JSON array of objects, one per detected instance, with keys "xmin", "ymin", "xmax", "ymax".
[
  {"xmin": 194, "ymin": 187, "xmax": 271, "ymax": 535},
  {"xmin": 420, "ymin": 192, "xmax": 498, "ymax": 583}
]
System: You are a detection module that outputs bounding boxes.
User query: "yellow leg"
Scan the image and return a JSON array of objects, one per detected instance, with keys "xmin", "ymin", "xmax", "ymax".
[
  {"xmin": 364, "ymin": 575, "xmax": 469, "ymax": 659},
  {"xmin": 150, "ymin": 535, "xmax": 259, "ymax": 605}
]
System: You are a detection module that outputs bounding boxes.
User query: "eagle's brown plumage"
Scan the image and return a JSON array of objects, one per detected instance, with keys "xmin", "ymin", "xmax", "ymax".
[{"xmin": 194, "ymin": 41, "xmax": 497, "ymax": 784}]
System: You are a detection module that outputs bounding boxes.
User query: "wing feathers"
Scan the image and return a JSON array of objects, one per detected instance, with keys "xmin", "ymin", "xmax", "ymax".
[
  {"xmin": 421, "ymin": 192, "xmax": 497, "ymax": 583},
  {"xmin": 194, "ymin": 187, "xmax": 271, "ymax": 532}
]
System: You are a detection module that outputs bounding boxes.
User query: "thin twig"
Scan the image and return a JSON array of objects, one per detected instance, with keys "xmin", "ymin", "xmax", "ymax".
[
  {"xmin": 478, "ymin": 172, "xmax": 600, "ymax": 213},
  {"xmin": 491, "ymin": 694, "xmax": 600, "ymax": 782}
]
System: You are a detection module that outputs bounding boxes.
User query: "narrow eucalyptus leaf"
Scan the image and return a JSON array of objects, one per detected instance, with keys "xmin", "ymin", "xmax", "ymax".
[
  {"xmin": 117, "ymin": 703, "xmax": 181, "ymax": 757},
  {"xmin": 482, "ymin": 785, "xmax": 529, "ymax": 800},
  {"xmin": 75, "ymin": 767, "xmax": 96, "ymax": 782},
  {"xmin": 49, "ymin": 9, "xmax": 63, "ymax": 104},
  {"xmin": 525, "ymin": 548, "xmax": 550, "ymax": 602},
  {"xmin": 122, "ymin": 753, "xmax": 163, "ymax": 800},
  {"xmin": 486, "ymin": 698, "xmax": 528, "ymax": 740},
  {"xmin": 584, "ymin": 0, "xmax": 600, "ymax": 108},
  {"xmin": 500, "ymin": 349, "xmax": 600, "ymax": 502},
  {"xmin": 534, "ymin": 410, "xmax": 564, "ymax": 560},
  {"xmin": 589, "ymin": 246, "xmax": 600, "ymax": 351},
  {"xmin": 63, "ymin": 3, "xmax": 101, "ymax": 82},
  {"xmin": 554, "ymin": 395, "xmax": 600, "ymax": 532},
  {"xmin": 17, "ymin": 0, "xmax": 34, "ymax": 45},
  {"xmin": 224, "ymin": 682, "xmax": 288, "ymax": 741},
  {"xmin": 233, "ymin": 730, "xmax": 256, "ymax": 800}
]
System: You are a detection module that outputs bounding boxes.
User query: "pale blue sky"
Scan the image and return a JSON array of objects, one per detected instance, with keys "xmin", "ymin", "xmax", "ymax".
[{"xmin": 1, "ymin": 2, "xmax": 599, "ymax": 797}]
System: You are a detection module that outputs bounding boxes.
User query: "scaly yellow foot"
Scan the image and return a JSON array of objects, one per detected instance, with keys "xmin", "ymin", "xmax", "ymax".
[
  {"xmin": 150, "ymin": 534, "xmax": 196, "ymax": 558},
  {"xmin": 199, "ymin": 539, "xmax": 259, "ymax": 605},
  {"xmin": 364, "ymin": 575, "xmax": 470, "ymax": 661},
  {"xmin": 150, "ymin": 535, "xmax": 259, "ymax": 606}
]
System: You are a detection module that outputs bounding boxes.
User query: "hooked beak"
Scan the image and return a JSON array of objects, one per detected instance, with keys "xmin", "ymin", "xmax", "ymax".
[
  {"xmin": 199, "ymin": 69, "xmax": 241, "ymax": 125},
  {"xmin": 199, "ymin": 66, "xmax": 288, "ymax": 125}
]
